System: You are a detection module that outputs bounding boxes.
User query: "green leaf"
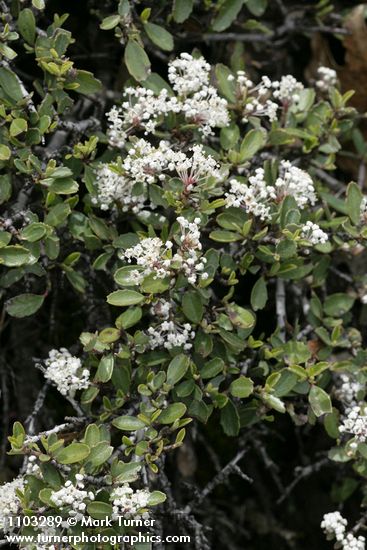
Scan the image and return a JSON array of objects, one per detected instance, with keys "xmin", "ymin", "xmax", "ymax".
[
  {"xmin": 200, "ymin": 357, "xmax": 224, "ymax": 379},
  {"xmin": 55, "ymin": 443, "xmax": 90, "ymax": 464},
  {"xmin": 10, "ymin": 118, "xmax": 27, "ymax": 137},
  {"xmin": 167, "ymin": 354, "xmax": 190, "ymax": 386},
  {"xmin": 87, "ymin": 501, "xmax": 113, "ymax": 520},
  {"xmin": 72, "ymin": 71, "xmax": 102, "ymax": 95},
  {"xmin": 0, "ymin": 67, "xmax": 23, "ymax": 102},
  {"xmin": 5, "ymin": 294, "xmax": 44, "ymax": 318},
  {"xmin": 115, "ymin": 307, "xmax": 142, "ymax": 329},
  {"xmin": 157, "ymin": 403, "xmax": 187, "ymax": 424},
  {"xmin": 212, "ymin": 0, "xmax": 244, "ymax": 32},
  {"xmin": 144, "ymin": 22, "xmax": 174, "ymax": 51},
  {"xmin": 220, "ymin": 399, "xmax": 240, "ymax": 436},
  {"xmin": 250, "ymin": 277, "xmax": 268, "ymax": 311},
  {"xmin": 323, "ymin": 293, "xmax": 355, "ymax": 317},
  {"xmin": 230, "ymin": 376, "xmax": 254, "ymax": 398},
  {"xmin": 0, "ymin": 246, "xmax": 33, "ymax": 267},
  {"xmin": 239, "ymin": 129, "xmax": 266, "ymax": 162},
  {"xmin": 18, "ymin": 9, "xmax": 36, "ymax": 45},
  {"xmin": 95, "ymin": 354, "xmax": 114, "ymax": 383},
  {"xmin": 32, "ymin": 0, "xmax": 45, "ymax": 8},
  {"xmin": 124, "ymin": 40, "xmax": 151, "ymax": 82},
  {"xmin": 45, "ymin": 203, "xmax": 71, "ymax": 226},
  {"xmin": 86, "ymin": 442, "xmax": 113, "ymax": 467},
  {"xmin": 227, "ymin": 304, "xmax": 255, "ymax": 329},
  {"xmin": 245, "ymin": 0, "xmax": 267, "ymax": 16},
  {"xmin": 172, "ymin": 0, "xmax": 194, "ymax": 22},
  {"xmin": 148, "ymin": 491, "xmax": 166, "ymax": 505},
  {"xmin": 20, "ymin": 223, "xmax": 47, "ymax": 242},
  {"xmin": 209, "ymin": 229, "xmax": 242, "ymax": 242},
  {"xmin": 112, "ymin": 416, "xmax": 146, "ymax": 431},
  {"xmin": 182, "ymin": 290, "xmax": 203, "ymax": 323},
  {"xmin": 309, "ymin": 385, "xmax": 332, "ymax": 417},
  {"xmin": 0, "ymin": 145, "xmax": 11, "ymax": 160},
  {"xmin": 100, "ymin": 15, "xmax": 121, "ymax": 30},
  {"xmin": 346, "ymin": 182, "xmax": 362, "ymax": 225},
  {"xmin": 107, "ymin": 290, "xmax": 144, "ymax": 306},
  {"xmin": 0, "ymin": 174, "xmax": 11, "ymax": 203},
  {"xmin": 112, "ymin": 462, "xmax": 142, "ymax": 483}
]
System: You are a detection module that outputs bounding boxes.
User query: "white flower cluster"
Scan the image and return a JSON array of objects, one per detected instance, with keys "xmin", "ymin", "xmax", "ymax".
[
  {"xmin": 106, "ymin": 53, "xmax": 229, "ymax": 144},
  {"xmin": 272, "ymin": 74, "xmax": 304, "ymax": 103},
  {"xmin": 124, "ymin": 237, "xmax": 172, "ymax": 283},
  {"xmin": 175, "ymin": 217, "xmax": 208, "ymax": 284},
  {"xmin": 123, "ymin": 217, "xmax": 207, "ymax": 286},
  {"xmin": 93, "ymin": 163, "xmax": 146, "ymax": 212},
  {"xmin": 316, "ymin": 66, "xmax": 338, "ymax": 92},
  {"xmin": 321, "ymin": 511, "xmax": 347, "ymax": 542},
  {"xmin": 225, "ymin": 161, "xmax": 316, "ymax": 220},
  {"xmin": 343, "ymin": 533, "xmax": 366, "ymax": 550},
  {"xmin": 111, "ymin": 485, "xmax": 150, "ymax": 519},
  {"xmin": 50, "ymin": 475, "xmax": 94, "ymax": 519},
  {"xmin": 339, "ymin": 406, "xmax": 367, "ymax": 443},
  {"xmin": 107, "ymin": 88, "xmax": 179, "ymax": 147},
  {"xmin": 335, "ymin": 374, "xmax": 364, "ymax": 408},
  {"xmin": 0, "ymin": 477, "xmax": 24, "ymax": 532},
  {"xmin": 225, "ymin": 170, "xmax": 275, "ymax": 220},
  {"xmin": 301, "ymin": 221, "xmax": 329, "ymax": 245},
  {"xmin": 321, "ymin": 512, "xmax": 365, "ymax": 549},
  {"xmin": 150, "ymin": 299, "xmax": 172, "ymax": 319},
  {"xmin": 43, "ymin": 348, "xmax": 90, "ymax": 397},
  {"xmin": 94, "ymin": 140, "xmax": 221, "ymax": 211},
  {"xmin": 25, "ymin": 455, "xmax": 41, "ymax": 477},
  {"xmin": 275, "ymin": 160, "xmax": 316, "ymax": 208},
  {"xmin": 227, "ymin": 70, "xmax": 303, "ymax": 122},
  {"xmin": 147, "ymin": 320, "xmax": 195, "ymax": 350},
  {"xmin": 168, "ymin": 53, "xmax": 210, "ymax": 94}
]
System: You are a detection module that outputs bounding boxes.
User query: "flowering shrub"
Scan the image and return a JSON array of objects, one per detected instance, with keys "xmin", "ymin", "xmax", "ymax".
[{"xmin": 1, "ymin": 1, "xmax": 367, "ymax": 549}]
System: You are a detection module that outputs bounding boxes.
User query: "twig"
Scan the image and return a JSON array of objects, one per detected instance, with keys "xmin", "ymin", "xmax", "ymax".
[
  {"xmin": 24, "ymin": 417, "xmax": 86, "ymax": 445},
  {"xmin": 25, "ymin": 382, "xmax": 50, "ymax": 435},
  {"xmin": 276, "ymin": 279, "xmax": 287, "ymax": 341},
  {"xmin": 276, "ymin": 457, "xmax": 329, "ymax": 504},
  {"xmin": 184, "ymin": 448, "xmax": 252, "ymax": 514}
]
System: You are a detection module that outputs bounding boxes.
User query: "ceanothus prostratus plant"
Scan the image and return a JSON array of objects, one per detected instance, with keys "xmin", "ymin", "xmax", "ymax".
[{"xmin": 1, "ymin": 1, "xmax": 367, "ymax": 548}]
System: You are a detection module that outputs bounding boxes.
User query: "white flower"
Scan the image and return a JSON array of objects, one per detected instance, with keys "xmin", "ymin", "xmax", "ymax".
[
  {"xmin": 301, "ymin": 221, "xmax": 328, "ymax": 245},
  {"xmin": 171, "ymin": 144, "xmax": 221, "ymax": 191},
  {"xmin": 50, "ymin": 476, "xmax": 93, "ymax": 519},
  {"xmin": 111, "ymin": 485, "xmax": 150, "ymax": 519},
  {"xmin": 147, "ymin": 320, "xmax": 195, "ymax": 350},
  {"xmin": 43, "ymin": 348, "xmax": 90, "ymax": 397},
  {"xmin": 0, "ymin": 477, "xmax": 24, "ymax": 532},
  {"xmin": 275, "ymin": 160, "xmax": 316, "ymax": 208},
  {"xmin": 93, "ymin": 163, "xmax": 146, "ymax": 212},
  {"xmin": 335, "ymin": 374, "xmax": 364, "ymax": 408},
  {"xmin": 168, "ymin": 53, "xmax": 211, "ymax": 95},
  {"xmin": 172, "ymin": 217, "xmax": 207, "ymax": 284},
  {"xmin": 150, "ymin": 299, "xmax": 172, "ymax": 319},
  {"xmin": 316, "ymin": 66, "xmax": 337, "ymax": 92},
  {"xmin": 321, "ymin": 512, "xmax": 365, "ymax": 549},
  {"xmin": 321, "ymin": 511, "xmax": 347, "ymax": 542},
  {"xmin": 106, "ymin": 88, "xmax": 178, "ymax": 146},
  {"xmin": 272, "ymin": 75, "xmax": 304, "ymax": 103},
  {"xmin": 339, "ymin": 405, "xmax": 367, "ymax": 442},
  {"xmin": 181, "ymin": 85, "xmax": 229, "ymax": 136},
  {"xmin": 123, "ymin": 237, "xmax": 172, "ymax": 283},
  {"xmin": 123, "ymin": 217, "xmax": 207, "ymax": 285},
  {"xmin": 225, "ymin": 170, "xmax": 276, "ymax": 221},
  {"xmin": 342, "ymin": 533, "xmax": 366, "ymax": 550}
]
